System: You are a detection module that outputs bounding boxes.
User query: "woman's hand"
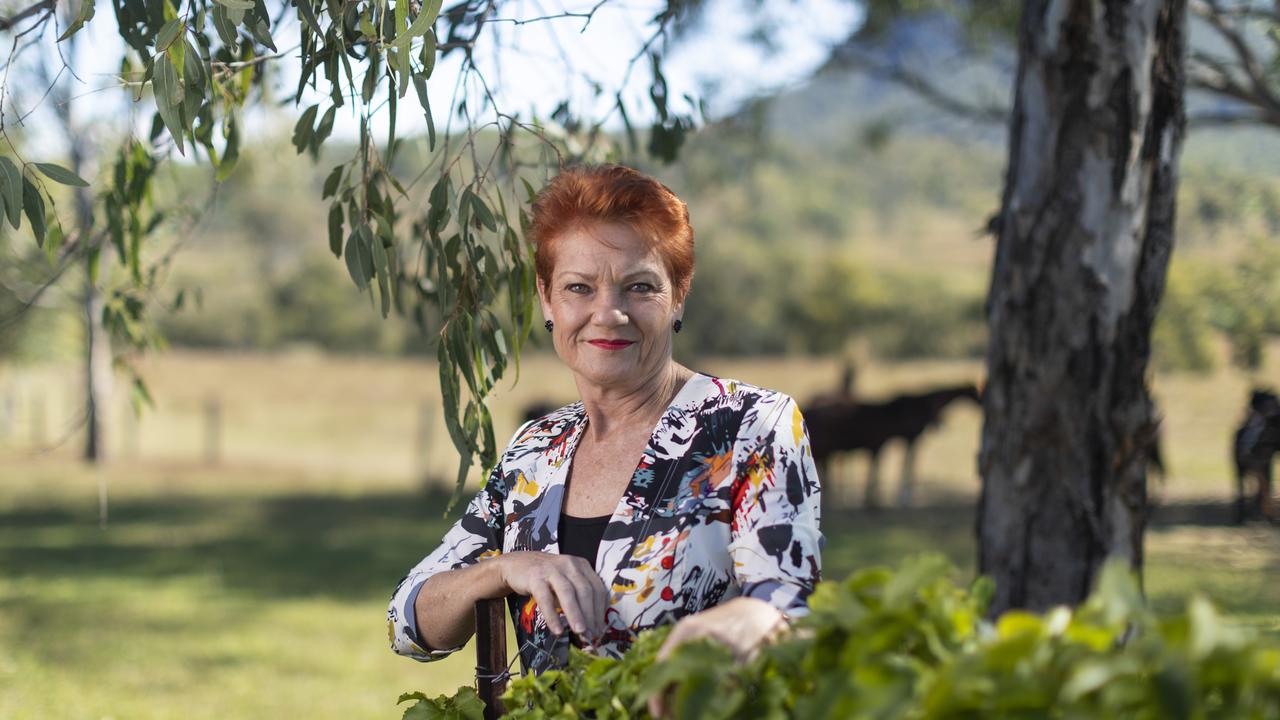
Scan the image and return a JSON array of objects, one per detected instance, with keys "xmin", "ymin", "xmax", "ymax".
[
  {"xmin": 647, "ymin": 597, "xmax": 789, "ymax": 718},
  {"xmin": 498, "ymin": 551, "xmax": 609, "ymax": 641}
]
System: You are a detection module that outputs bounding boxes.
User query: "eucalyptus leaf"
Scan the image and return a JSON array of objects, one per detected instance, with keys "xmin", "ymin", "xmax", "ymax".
[
  {"xmin": 155, "ymin": 17, "xmax": 184, "ymax": 51},
  {"xmin": 312, "ymin": 105, "xmax": 337, "ymax": 147},
  {"xmin": 216, "ymin": 114, "xmax": 240, "ymax": 181},
  {"xmin": 22, "ymin": 178, "xmax": 46, "ymax": 245},
  {"xmin": 322, "ymin": 164, "xmax": 343, "ymax": 199},
  {"xmin": 211, "ymin": 4, "xmax": 239, "ymax": 48},
  {"xmin": 292, "ymin": 104, "xmax": 318, "ymax": 154},
  {"xmin": 294, "ymin": 0, "xmax": 322, "ymax": 36},
  {"xmin": 153, "ymin": 54, "xmax": 186, "ymax": 153},
  {"xmin": 57, "ymin": 0, "xmax": 97, "ymax": 42},
  {"xmin": 33, "ymin": 162, "xmax": 90, "ymax": 187},
  {"xmin": 420, "ymin": 29, "xmax": 436, "ymax": 77},
  {"xmin": 412, "ymin": 75, "xmax": 435, "ymax": 150},
  {"xmin": 327, "ymin": 203, "xmax": 343, "ymax": 257},
  {"xmin": 0, "ymin": 158, "xmax": 23, "ymax": 229},
  {"xmin": 391, "ymin": 0, "xmax": 442, "ymax": 46},
  {"xmin": 344, "ymin": 225, "xmax": 373, "ymax": 290}
]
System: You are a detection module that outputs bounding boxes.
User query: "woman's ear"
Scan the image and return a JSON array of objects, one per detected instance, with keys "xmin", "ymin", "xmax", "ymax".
[
  {"xmin": 673, "ymin": 287, "xmax": 688, "ymax": 321},
  {"xmin": 536, "ymin": 276, "xmax": 552, "ymax": 322}
]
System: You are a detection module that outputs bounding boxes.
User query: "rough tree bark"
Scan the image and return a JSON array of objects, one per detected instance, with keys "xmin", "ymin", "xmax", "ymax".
[{"xmin": 978, "ymin": 0, "xmax": 1186, "ymax": 614}]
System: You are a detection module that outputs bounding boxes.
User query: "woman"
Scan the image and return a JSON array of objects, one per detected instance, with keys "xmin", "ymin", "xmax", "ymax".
[{"xmin": 387, "ymin": 164, "xmax": 823, "ymax": 676}]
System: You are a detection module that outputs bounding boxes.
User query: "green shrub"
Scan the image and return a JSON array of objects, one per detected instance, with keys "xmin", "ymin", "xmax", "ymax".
[{"xmin": 402, "ymin": 556, "xmax": 1280, "ymax": 719}]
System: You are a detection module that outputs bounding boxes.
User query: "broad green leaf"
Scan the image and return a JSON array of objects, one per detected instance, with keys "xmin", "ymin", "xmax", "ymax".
[
  {"xmin": 327, "ymin": 203, "xmax": 343, "ymax": 257},
  {"xmin": 211, "ymin": 5, "xmax": 239, "ymax": 48},
  {"xmin": 216, "ymin": 114, "xmax": 240, "ymax": 181},
  {"xmin": 249, "ymin": 17, "xmax": 276, "ymax": 52},
  {"xmin": 182, "ymin": 37, "xmax": 206, "ymax": 89},
  {"xmin": 57, "ymin": 0, "xmax": 96, "ymax": 42},
  {"xmin": 426, "ymin": 173, "xmax": 450, "ymax": 231},
  {"xmin": 0, "ymin": 158, "xmax": 22, "ymax": 229},
  {"xmin": 420, "ymin": 29, "xmax": 437, "ymax": 77},
  {"xmin": 393, "ymin": 0, "xmax": 407, "ymax": 37},
  {"xmin": 322, "ymin": 164, "xmax": 343, "ymax": 199},
  {"xmin": 155, "ymin": 17, "xmax": 184, "ymax": 51},
  {"xmin": 470, "ymin": 191, "xmax": 496, "ymax": 231},
  {"xmin": 292, "ymin": 104, "xmax": 318, "ymax": 154},
  {"xmin": 153, "ymin": 54, "xmax": 186, "ymax": 153},
  {"xmin": 33, "ymin": 162, "xmax": 89, "ymax": 187},
  {"xmin": 344, "ymin": 224, "xmax": 374, "ymax": 290},
  {"xmin": 212, "ymin": 0, "xmax": 255, "ymax": 11},
  {"xmin": 180, "ymin": 58, "xmax": 203, "ymax": 134},
  {"xmin": 392, "ymin": 0, "xmax": 442, "ymax": 46},
  {"xmin": 312, "ymin": 105, "xmax": 336, "ymax": 148},
  {"xmin": 21, "ymin": 177, "xmax": 45, "ymax": 245}
]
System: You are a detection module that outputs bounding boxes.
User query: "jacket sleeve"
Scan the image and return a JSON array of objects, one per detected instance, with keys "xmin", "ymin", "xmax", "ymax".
[
  {"xmin": 386, "ymin": 427, "xmax": 523, "ymax": 662},
  {"xmin": 726, "ymin": 393, "xmax": 824, "ymax": 618}
]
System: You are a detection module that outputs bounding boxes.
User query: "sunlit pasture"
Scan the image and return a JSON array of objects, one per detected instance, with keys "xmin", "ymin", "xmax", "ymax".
[{"xmin": 2, "ymin": 347, "xmax": 1278, "ymax": 718}]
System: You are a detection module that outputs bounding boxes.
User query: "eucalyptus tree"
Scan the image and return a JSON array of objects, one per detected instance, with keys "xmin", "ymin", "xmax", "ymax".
[{"xmin": 0, "ymin": 0, "xmax": 697, "ymax": 488}]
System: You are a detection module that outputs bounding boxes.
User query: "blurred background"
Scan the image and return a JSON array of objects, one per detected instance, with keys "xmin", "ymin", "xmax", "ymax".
[{"xmin": 4, "ymin": 2, "xmax": 1280, "ymax": 719}]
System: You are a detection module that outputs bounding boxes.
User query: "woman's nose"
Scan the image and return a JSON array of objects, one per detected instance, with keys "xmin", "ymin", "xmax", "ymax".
[{"xmin": 591, "ymin": 290, "xmax": 629, "ymax": 326}]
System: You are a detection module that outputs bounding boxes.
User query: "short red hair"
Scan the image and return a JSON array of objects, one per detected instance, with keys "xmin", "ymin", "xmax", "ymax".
[{"xmin": 530, "ymin": 164, "xmax": 694, "ymax": 298}]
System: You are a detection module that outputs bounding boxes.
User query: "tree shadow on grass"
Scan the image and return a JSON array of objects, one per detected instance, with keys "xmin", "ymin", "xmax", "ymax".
[
  {"xmin": 0, "ymin": 488, "xmax": 1265, "ymax": 605},
  {"xmin": 0, "ymin": 490, "xmax": 462, "ymax": 602}
]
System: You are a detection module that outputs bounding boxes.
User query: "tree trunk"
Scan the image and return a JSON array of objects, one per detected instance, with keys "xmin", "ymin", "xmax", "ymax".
[
  {"xmin": 978, "ymin": 0, "xmax": 1186, "ymax": 614},
  {"xmin": 83, "ymin": 253, "xmax": 111, "ymax": 463},
  {"xmin": 57, "ymin": 32, "xmax": 111, "ymax": 464}
]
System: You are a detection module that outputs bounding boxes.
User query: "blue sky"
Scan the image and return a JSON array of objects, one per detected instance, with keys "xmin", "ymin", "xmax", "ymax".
[{"xmin": 20, "ymin": 0, "xmax": 862, "ymax": 151}]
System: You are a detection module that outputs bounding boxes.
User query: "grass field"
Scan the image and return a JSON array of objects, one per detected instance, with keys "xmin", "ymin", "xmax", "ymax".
[{"xmin": 2, "ymin": 349, "xmax": 1279, "ymax": 719}]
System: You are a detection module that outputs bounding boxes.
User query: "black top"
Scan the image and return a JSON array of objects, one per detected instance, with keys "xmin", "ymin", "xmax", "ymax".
[{"xmin": 558, "ymin": 512, "xmax": 610, "ymax": 567}]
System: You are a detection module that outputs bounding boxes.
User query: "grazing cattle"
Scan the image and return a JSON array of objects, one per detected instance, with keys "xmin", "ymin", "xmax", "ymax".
[
  {"xmin": 804, "ymin": 383, "xmax": 981, "ymax": 509},
  {"xmin": 521, "ymin": 400, "xmax": 565, "ymax": 426},
  {"xmin": 804, "ymin": 363, "xmax": 858, "ymax": 410},
  {"xmin": 1232, "ymin": 389, "xmax": 1280, "ymax": 524}
]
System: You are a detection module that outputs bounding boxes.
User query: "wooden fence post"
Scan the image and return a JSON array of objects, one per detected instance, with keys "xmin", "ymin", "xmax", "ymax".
[
  {"xmin": 475, "ymin": 598, "xmax": 508, "ymax": 719},
  {"xmin": 30, "ymin": 391, "xmax": 46, "ymax": 448},
  {"xmin": 203, "ymin": 396, "xmax": 221, "ymax": 466},
  {"xmin": 415, "ymin": 400, "xmax": 432, "ymax": 478}
]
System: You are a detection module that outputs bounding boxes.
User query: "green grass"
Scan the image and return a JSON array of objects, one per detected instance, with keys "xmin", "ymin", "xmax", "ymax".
[
  {"xmin": 2, "ymin": 474, "xmax": 1278, "ymax": 719},
  {"xmin": 3, "ymin": 349, "xmax": 1280, "ymax": 718},
  {"xmin": 0, "ymin": 483, "xmax": 479, "ymax": 720}
]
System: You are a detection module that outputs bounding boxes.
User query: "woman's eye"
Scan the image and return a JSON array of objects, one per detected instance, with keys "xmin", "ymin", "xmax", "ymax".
[
  {"xmin": 629, "ymin": 283, "xmax": 655, "ymax": 293},
  {"xmin": 566, "ymin": 283, "xmax": 590, "ymax": 294}
]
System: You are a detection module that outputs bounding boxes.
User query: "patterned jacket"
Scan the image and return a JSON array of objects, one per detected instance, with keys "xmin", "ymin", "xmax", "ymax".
[{"xmin": 387, "ymin": 373, "xmax": 824, "ymax": 673}]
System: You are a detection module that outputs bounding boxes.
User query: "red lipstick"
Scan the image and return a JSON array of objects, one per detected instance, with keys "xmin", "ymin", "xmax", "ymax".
[{"xmin": 588, "ymin": 339, "xmax": 635, "ymax": 350}]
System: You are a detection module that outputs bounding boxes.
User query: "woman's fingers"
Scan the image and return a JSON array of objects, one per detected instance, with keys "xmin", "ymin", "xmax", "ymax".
[
  {"xmin": 547, "ymin": 573, "xmax": 592, "ymax": 637},
  {"xmin": 502, "ymin": 552, "xmax": 610, "ymax": 639},
  {"xmin": 528, "ymin": 580, "xmax": 565, "ymax": 635},
  {"xmin": 568, "ymin": 558, "xmax": 608, "ymax": 639}
]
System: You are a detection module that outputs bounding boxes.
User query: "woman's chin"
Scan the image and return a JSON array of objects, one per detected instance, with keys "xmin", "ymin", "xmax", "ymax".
[{"xmin": 572, "ymin": 360, "xmax": 648, "ymax": 390}]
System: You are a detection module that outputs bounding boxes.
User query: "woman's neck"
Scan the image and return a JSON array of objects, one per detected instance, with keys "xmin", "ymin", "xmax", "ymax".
[{"xmin": 577, "ymin": 363, "xmax": 693, "ymax": 440}]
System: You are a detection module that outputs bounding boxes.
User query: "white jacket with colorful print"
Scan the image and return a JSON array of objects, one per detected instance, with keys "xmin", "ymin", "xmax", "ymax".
[{"xmin": 388, "ymin": 373, "xmax": 824, "ymax": 673}]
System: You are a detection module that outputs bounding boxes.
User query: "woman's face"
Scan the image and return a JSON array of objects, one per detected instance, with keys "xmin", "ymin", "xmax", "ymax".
[{"xmin": 537, "ymin": 222, "xmax": 684, "ymax": 392}]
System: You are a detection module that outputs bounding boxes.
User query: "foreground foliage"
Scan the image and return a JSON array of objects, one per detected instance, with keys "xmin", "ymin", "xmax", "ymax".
[{"xmin": 402, "ymin": 555, "xmax": 1280, "ymax": 719}]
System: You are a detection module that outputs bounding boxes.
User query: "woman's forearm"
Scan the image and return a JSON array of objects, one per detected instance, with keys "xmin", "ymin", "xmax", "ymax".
[{"xmin": 414, "ymin": 557, "xmax": 510, "ymax": 651}]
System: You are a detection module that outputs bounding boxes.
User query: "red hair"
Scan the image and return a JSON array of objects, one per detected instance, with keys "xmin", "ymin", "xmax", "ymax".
[{"xmin": 529, "ymin": 164, "xmax": 694, "ymax": 298}]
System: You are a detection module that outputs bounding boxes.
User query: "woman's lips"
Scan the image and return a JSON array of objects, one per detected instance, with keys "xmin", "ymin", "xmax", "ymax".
[{"xmin": 588, "ymin": 339, "xmax": 635, "ymax": 350}]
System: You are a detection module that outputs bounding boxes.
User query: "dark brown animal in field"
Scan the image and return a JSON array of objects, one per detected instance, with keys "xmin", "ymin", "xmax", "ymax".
[
  {"xmin": 1232, "ymin": 389, "xmax": 1280, "ymax": 524},
  {"xmin": 521, "ymin": 400, "xmax": 566, "ymax": 426},
  {"xmin": 804, "ymin": 383, "xmax": 981, "ymax": 509},
  {"xmin": 804, "ymin": 363, "xmax": 858, "ymax": 410}
]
